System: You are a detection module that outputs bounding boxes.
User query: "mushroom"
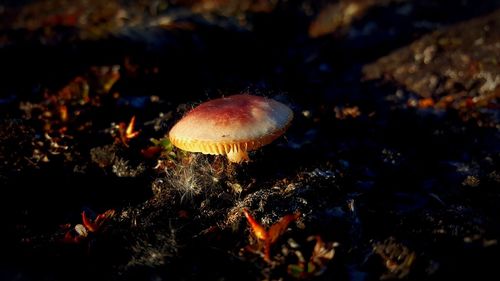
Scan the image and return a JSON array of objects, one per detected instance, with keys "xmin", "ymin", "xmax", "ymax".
[{"xmin": 168, "ymin": 94, "xmax": 293, "ymax": 163}]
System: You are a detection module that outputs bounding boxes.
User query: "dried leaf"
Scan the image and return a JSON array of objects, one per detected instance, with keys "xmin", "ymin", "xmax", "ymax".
[
  {"xmin": 287, "ymin": 236, "xmax": 336, "ymax": 279},
  {"xmin": 308, "ymin": 236, "xmax": 336, "ymax": 275}
]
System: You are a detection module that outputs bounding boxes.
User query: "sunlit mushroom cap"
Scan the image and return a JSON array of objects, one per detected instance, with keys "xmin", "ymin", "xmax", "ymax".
[{"xmin": 168, "ymin": 94, "xmax": 293, "ymax": 163}]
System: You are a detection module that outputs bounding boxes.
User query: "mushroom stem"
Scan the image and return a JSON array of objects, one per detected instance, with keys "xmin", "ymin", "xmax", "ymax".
[{"xmin": 226, "ymin": 148, "xmax": 249, "ymax": 163}]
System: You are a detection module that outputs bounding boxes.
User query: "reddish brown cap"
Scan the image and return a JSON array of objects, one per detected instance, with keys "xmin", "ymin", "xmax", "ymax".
[{"xmin": 168, "ymin": 94, "xmax": 293, "ymax": 163}]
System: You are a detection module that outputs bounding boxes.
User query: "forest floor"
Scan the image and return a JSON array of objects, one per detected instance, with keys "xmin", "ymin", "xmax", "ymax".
[{"xmin": 0, "ymin": 0, "xmax": 499, "ymax": 280}]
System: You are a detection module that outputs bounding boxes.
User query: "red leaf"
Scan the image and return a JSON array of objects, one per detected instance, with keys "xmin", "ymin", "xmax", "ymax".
[
  {"xmin": 243, "ymin": 209, "xmax": 268, "ymax": 241},
  {"xmin": 268, "ymin": 212, "xmax": 300, "ymax": 245},
  {"xmin": 125, "ymin": 116, "xmax": 139, "ymax": 139},
  {"xmin": 82, "ymin": 209, "xmax": 115, "ymax": 233},
  {"xmin": 81, "ymin": 211, "xmax": 97, "ymax": 232},
  {"xmin": 243, "ymin": 209, "xmax": 300, "ymax": 262}
]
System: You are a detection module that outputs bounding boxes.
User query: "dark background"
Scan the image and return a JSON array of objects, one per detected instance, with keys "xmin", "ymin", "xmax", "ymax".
[{"xmin": 1, "ymin": 1, "xmax": 499, "ymax": 280}]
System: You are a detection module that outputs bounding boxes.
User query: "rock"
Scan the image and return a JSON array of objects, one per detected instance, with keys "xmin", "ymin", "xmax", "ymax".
[{"xmin": 363, "ymin": 9, "xmax": 500, "ymax": 124}]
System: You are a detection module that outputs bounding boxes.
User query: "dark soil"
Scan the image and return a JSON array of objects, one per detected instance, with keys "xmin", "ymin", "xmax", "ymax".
[{"xmin": 1, "ymin": 1, "xmax": 499, "ymax": 280}]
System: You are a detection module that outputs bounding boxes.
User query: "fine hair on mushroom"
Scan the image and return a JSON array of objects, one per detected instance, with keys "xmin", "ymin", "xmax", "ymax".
[{"xmin": 162, "ymin": 154, "xmax": 221, "ymax": 203}]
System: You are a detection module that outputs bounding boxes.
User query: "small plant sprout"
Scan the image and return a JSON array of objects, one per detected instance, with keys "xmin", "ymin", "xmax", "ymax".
[
  {"xmin": 116, "ymin": 116, "xmax": 140, "ymax": 147},
  {"xmin": 168, "ymin": 94, "xmax": 293, "ymax": 163},
  {"xmin": 81, "ymin": 209, "xmax": 116, "ymax": 233},
  {"xmin": 287, "ymin": 236, "xmax": 337, "ymax": 278},
  {"xmin": 243, "ymin": 208, "xmax": 300, "ymax": 262},
  {"xmin": 141, "ymin": 137, "xmax": 175, "ymax": 160},
  {"xmin": 147, "ymin": 137, "xmax": 191, "ymax": 171},
  {"xmin": 63, "ymin": 209, "xmax": 115, "ymax": 244}
]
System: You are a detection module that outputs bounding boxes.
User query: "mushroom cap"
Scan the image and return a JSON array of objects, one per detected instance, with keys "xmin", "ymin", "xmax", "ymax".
[{"xmin": 168, "ymin": 94, "xmax": 293, "ymax": 163}]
